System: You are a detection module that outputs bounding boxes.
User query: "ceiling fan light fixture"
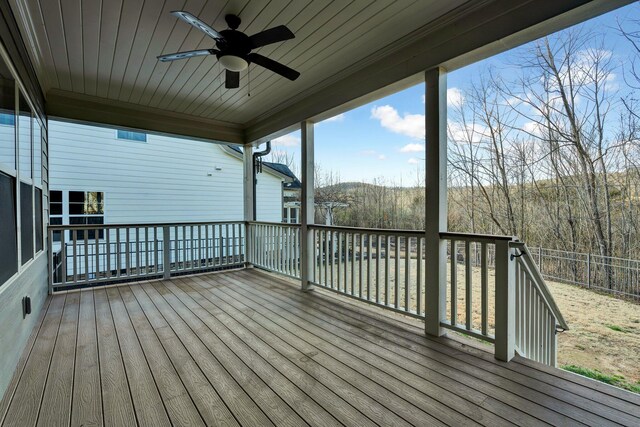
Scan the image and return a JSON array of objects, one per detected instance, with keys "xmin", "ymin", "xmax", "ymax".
[{"xmin": 219, "ymin": 54, "xmax": 248, "ymax": 72}]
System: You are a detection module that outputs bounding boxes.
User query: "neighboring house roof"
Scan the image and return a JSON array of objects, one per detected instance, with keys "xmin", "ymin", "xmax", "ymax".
[
  {"xmin": 263, "ymin": 162, "xmax": 301, "ymax": 190},
  {"xmin": 222, "ymin": 145, "xmax": 299, "ymax": 186}
]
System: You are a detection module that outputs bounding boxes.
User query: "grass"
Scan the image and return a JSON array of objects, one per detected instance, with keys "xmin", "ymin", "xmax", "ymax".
[
  {"xmin": 605, "ymin": 324, "xmax": 631, "ymax": 333},
  {"xmin": 562, "ymin": 365, "xmax": 640, "ymax": 393}
]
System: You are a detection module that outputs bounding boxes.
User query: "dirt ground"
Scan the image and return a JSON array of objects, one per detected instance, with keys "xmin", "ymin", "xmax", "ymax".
[
  {"xmin": 546, "ymin": 280, "xmax": 640, "ymax": 384},
  {"xmin": 315, "ymin": 258, "xmax": 640, "ymax": 384}
]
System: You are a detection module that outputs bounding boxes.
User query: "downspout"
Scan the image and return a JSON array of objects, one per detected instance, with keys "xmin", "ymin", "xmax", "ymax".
[{"xmin": 252, "ymin": 141, "xmax": 271, "ymax": 219}]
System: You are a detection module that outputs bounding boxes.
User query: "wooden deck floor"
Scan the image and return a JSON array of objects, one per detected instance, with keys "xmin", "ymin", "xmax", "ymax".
[{"xmin": 1, "ymin": 269, "xmax": 638, "ymax": 427}]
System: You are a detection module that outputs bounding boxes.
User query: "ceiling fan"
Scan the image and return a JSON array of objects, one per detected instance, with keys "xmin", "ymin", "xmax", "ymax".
[{"xmin": 158, "ymin": 11, "xmax": 300, "ymax": 89}]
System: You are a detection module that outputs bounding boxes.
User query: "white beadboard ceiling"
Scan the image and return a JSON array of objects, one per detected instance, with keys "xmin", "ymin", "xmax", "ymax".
[{"xmin": 8, "ymin": 0, "xmax": 629, "ymax": 143}]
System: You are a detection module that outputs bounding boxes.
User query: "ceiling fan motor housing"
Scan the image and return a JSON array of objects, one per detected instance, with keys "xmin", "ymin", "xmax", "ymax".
[{"xmin": 217, "ymin": 30, "xmax": 252, "ymax": 58}]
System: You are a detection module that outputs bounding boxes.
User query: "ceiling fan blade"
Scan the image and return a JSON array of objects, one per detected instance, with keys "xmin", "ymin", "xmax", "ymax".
[
  {"xmin": 157, "ymin": 49, "xmax": 216, "ymax": 62},
  {"xmin": 247, "ymin": 53, "xmax": 300, "ymax": 81},
  {"xmin": 171, "ymin": 11, "xmax": 224, "ymax": 41},
  {"xmin": 249, "ymin": 25, "xmax": 295, "ymax": 49},
  {"xmin": 225, "ymin": 69, "xmax": 240, "ymax": 89}
]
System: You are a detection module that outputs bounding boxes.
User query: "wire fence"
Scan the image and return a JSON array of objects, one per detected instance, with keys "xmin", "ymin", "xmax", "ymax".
[
  {"xmin": 462, "ymin": 244, "xmax": 639, "ymax": 300},
  {"xmin": 527, "ymin": 247, "xmax": 640, "ymax": 300}
]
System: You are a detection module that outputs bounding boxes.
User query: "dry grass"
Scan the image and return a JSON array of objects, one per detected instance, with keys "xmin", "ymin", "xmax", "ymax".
[{"xmin": 315, "ymin": 257, "xmax": 640, "ymax": 385}]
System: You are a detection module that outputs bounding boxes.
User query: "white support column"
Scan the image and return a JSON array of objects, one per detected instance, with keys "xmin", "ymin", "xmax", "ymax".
[
  {"xmin": 424, "ymin": 67, "xmax": 448, "ymax": 337},
  {"xmin": 300, "ymin": 121, "xmax": 314, "ymax": 291},
  {"xmin": 243, "ymin": 145, "xmax": 254, "ymax": 266},
  {"xmin": 494, "ymin": 239, "xmax": 516, "ymax": 362}
]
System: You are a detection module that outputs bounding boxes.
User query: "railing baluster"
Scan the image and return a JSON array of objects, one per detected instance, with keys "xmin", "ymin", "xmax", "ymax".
[
  {"xmin": 106, "ymin": 229, "xmax": 111, "ymax": 279},
  {"xmin": 61, "ymin": 230, "xmax": 67, "ymax": 286},
  {"xmin": 405, "ymin": 236, "xmax": 410, "ymax": 312},
  {"xmin": 451, "ymin": 239, "xmax": 457, "ymax": 326},
  {"xmin": 394, "ymin": 235, "xmax": 400, "ymax": 309},
  {"xmin": 84, "ymin": 229, "xmax": 89, "ymax": 282},
  {"xmin": 324, "ymin": 230, "xmax": 329, "ymax": 286},
  {"xmin": 417, "ymin": 237, "xmax": 423, "ymax": 315},
  {"xmin": 376, "ymin": 235, "xmax": 381, "ymax": 304},
  {"xmin": 481, "ymin": 242, "xmax": 488, "ymax": 336},
  {"xmin": 116, "ymin": 229, "xmax": 121, "ymax": 278},
  {"xmin": 357, "ymin": 233, "xmax": 362, "ymax": 297},
  {"xmin": 465, "ymin": 241, "xmax": 472, "ymax": 330},
  {"xmin": 337, "ymin": 232, "xmax": 342, "ymax": 292},
  {"xmin": 72, "ymin": 229, "xmax": 77, "ymax": 283},
  {"xmin": 330, "ymin": 231, "xmax": 335, "ymax": 288},
  {"xmin": 367, "ymin": 234, "xmax": 372, "ymax": 301},
  {"xmin": 351, "ymin": 233, "xmax": 356, "ymax": 295},
  {"xmin": 385, "ymin": 235, "xmax": 390, "ymax": 306},
  {"xmin": 94, "ymin": 228, "xmax": 100, "ymax": 281},
  {"xmin": 225, "ymin": 224, "xmax": 230, "ymax": 266}
]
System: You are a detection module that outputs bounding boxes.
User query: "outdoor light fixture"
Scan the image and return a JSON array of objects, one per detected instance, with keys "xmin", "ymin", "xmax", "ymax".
[{"xmin": 218, "ymin": 54, "xmax": 248, "ymax": 72}]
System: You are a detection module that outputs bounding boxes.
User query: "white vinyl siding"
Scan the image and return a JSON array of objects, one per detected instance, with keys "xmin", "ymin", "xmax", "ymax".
[{"xmin": 49, "ymin": 120, "xmax": 283, "ymax": 224}]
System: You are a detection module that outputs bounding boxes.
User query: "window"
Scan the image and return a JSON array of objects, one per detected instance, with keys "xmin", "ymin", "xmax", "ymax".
[
  {"xmin": 0, "ymin": 112, "xmax": 14, "ymax": 126},
  {"xmin": 20, "ymin": 181, "xmax": 33, "ymax": 265},
  {"xmin": 117, "ymin": 129, "xmax": 147, "ymax": 142},
  {"xmin": 0, "ymin": 171, "xmax": 17, "ymax": 284},
  {"xmin": 34, "ymin": 120, "xmax": 42, "ymax": 186},
  {"xmin": 68, "ymin": 191, "xmax": 104, "ymax": 239},
  {"xmin": 0, "ymin": 59, "xmax": 15, "ymax": 170},
  {"xmin": 35, "ymin": 187, "xmax": 43, "ymax": 252},
  {"xmin": 18, "ymin": 91, "xmax": 32, "ymax": 179},
  {"xmin": 50, "ymin": 190, "xmax": 62, "ymax": 242}
]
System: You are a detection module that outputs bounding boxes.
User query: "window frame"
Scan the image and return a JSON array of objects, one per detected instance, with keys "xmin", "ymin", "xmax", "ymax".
[
  {"xmin": 116, "ymin": 129, "xmax": 147, "ymax": 142},
  {"xmin": 50, "ymin": 190, "xmax": 106, "ymax": 242},
  {"xmin": 0, "ymin": 47, "xmax": 47, "ymax": 290}
]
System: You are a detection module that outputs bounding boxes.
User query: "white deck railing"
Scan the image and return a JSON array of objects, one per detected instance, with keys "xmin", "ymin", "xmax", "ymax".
[
  {"xmin": 48, "ymin": 221, "xmax": 245, "ymax": 290},
  {"xmin": 512, "ymin": 241, "xmax": 569, "ymax": 366},
  {"xmin": 49, "ymin": 221, "xmax": 567, "ymax": 366},
  {"xmin": 247, "ymin": 221, "xmax": 300, "ymax": 278},
  {"xmin": 308, "ymin": 225, "xmax": 426, "ymax": 318}
]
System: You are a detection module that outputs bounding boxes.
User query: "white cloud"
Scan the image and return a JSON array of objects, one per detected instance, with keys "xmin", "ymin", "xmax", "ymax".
[
  {"xmin": 447, "ymin": 87, "xmax": 464, "ymax": 107},
  {"xmin": 522, "ymin": 121, "xmax": 544, "ymax": 137},
  {"xmin": 324, "ymin": 113, "xmax": 345, "ymax": 123},
  {"xmin": 272, "ymin": 134, "xmax": 300, "ymax": 147},
  {"xmin": 400, "ymin": 143, "xmax": 425, "ymax": 153},
  {"xmin": 408, "ymin": 158, "xmax": 419, "ymax": 164},
  {"xmin": 371, "ymin": 105, "xmax": 425, "ymax": 140},
  {"xmin": 360, "ymin": 149, "xmax": 387, "ymax": 161}
]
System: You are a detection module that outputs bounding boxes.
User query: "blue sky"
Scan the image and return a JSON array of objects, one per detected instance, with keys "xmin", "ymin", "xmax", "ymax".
[{"xmin": 266, "ymin": 3, "xmax": 639, "ymax": 184}]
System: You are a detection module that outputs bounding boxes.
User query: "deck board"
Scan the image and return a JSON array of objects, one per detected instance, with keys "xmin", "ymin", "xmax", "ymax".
[
  {"xmin": 2, "ymin": 269, "xmax": 639, "ymax": 427},
  {"xmin": 70, "ymin": 290, "xmax": 102, "ymax": 427},
  {"xmin": 229, "ymin": 269, "xmax": 630, "ymax": 426}
]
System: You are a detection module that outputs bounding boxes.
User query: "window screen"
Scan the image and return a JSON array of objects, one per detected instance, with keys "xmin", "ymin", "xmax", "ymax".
[
  {"xmin": 20, "ymin": 181, "xmax": 33, "ymax": 264},
  {"xmin": 35, "ymin": 187, "xmax": 43, "ymax": 252},
  {"xmin": 34, "ymin": 121, "xmax": 42, "ymax": 186},
  {"xmin": 18, "ymin": 92, "xmax": 32, "ymax": 179},
  {"xmin": 0, "ymin": 58, "xmax": 15, "ymax": 170},
  {"xmin": 0, "ymin": 171, "xmax": 17, "ymax": 285}
]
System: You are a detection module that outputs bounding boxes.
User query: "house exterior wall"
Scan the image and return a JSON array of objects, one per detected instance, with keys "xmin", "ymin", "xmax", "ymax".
[
  {"xmin": 48, "ymin": 120, "xmax": 283, "ymax": 225},
  {"xmin": 0, "ymin": 2, "xmax": 49, "ymax": 402}
]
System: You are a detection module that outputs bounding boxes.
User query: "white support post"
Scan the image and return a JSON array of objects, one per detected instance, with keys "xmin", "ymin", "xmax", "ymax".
[
  {"xmin": 424, "ymin": 67, "xmax": 448, "ymax": 337},
  {"xmin": 300, "ymin": 121, "xmax": 315, "ymax": 291},
  {"xmin": 494, "ymin": 239, "xmax": 516, "ymax": 362},
  {"xmin": 243, "ymin": 145, "xmax": 254, "ymax": 267}
]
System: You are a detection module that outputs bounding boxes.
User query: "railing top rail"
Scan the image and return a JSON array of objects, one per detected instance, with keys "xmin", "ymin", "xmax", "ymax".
[
  {"xmin": 247, "ymin": 221, "xmax": 301, "ymax": 227},
  {"xmin": 440, "ymin": 231, "xmax": 516, "ymax": 243},
  {"xmin": 310, "ymin": 224, "xmax": 425, "ymax": 236},
  {"xmin": 48, "ymin": 220, "xmax": 245, "ymax": 230},
  {"xmin": 511, "ymin": 241, "xmax": 569, "ymax": 330}
]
